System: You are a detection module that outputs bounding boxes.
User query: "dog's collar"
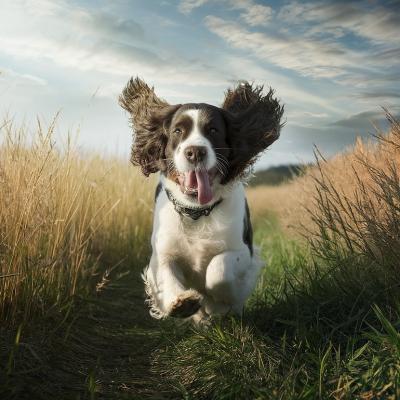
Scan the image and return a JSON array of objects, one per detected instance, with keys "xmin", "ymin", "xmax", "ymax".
[{"xmin": 164, "ymin": 188, "xmax": 222, "ymax": 220}]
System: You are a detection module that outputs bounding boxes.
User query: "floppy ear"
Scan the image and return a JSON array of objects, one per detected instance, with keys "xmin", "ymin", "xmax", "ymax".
[
  {"xmin": 221, "ymin": 81, "xmax": 284, "ymax": 183},
  {"xmin": 119, "ymin": 77, "xmax": 180, "ymax": 176}
]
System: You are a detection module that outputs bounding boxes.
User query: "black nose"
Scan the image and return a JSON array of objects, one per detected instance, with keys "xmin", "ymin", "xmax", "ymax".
[{"xmin": 184, "ymin": 146, "xmax": 207, "ymax": 164}]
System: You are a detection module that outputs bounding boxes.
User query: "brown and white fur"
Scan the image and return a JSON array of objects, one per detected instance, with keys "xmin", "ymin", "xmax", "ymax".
[{"xmin": 120, "ymin": 78, "xmax": 283, "ymax": 323}]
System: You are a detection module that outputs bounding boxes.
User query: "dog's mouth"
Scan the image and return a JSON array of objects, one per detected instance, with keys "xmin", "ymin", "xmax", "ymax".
[{"xmin": 176, "ymin": 168, "xmax": 217, "ymax": 205}]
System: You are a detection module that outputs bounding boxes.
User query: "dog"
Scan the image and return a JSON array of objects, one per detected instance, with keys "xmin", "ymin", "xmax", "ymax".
[{"xmin": 119, "ymin": 78, "xmax": 283, "ymax": 323}]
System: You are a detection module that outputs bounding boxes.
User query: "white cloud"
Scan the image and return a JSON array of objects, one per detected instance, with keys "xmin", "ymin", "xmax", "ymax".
[
  {"xmin": 303, "ymin": 112, "xmax": 329, "ymax": 118},
  {"xmin": 0, "ymin": 68, "xmax": 47, "ymax": 87},
  {"xmin": 239, "ymin": 4, "xmax": 272, "ymax": 26},
  {"xmin": 204, "ymin": 15, "xmax": 363, "ymax": 79},
  {"xmin": 220, "ymin": 56, "xmax": 343, "ymax": 115},
  {"xmin": 227, "ymin": 0, "xmax": 272, "ymax": 26},
  {"xmin": 178, "ymin": 0, "xmax": 210, "ymax": 14},
  {"xmin": 0, "ymin": 33, "xmax": 231, "ymax": 91},
  {"xmin": 329, "ymin": 109, "xmax": 396, "ymax": 131},
  {"xmin": 203, "ymin": 9, "xmax": 400, "ymax": 94},
  {"xmin": 278, "ymin": 1, "xmax": 400, "ymax": 45},
  {"xmin": 203, "ymin": 8, "xmax": 399, "ymax": 119},
  {"xmin": 178, "ymin": 0, "xmax": 272, "ymax": 27},
  {"xmin": 0, "ymin": 0, "xmax": 230, "ymax": 90},
  {"xmin": 1, "ymin": 0, "xmax": 398, "ymax": 168}
]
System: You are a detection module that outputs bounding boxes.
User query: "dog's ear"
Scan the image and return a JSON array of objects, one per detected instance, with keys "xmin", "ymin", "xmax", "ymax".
[
  {"xmin": 221, "ymin": 81, "xmax": 284, "ymax": 183},
  {"xmin": 119, "ymin": 77, "xmax": 180, "ymax": 176}
]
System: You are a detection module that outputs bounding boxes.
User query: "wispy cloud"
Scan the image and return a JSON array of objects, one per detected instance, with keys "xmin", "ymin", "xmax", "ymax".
[
  {"xmin": 278, "ymin": 1, "xmax": 400, "ymax": 45},
  {"xmin": 204, "ymin": 15, "xmax": 361, "ymax": 79},
  {"xmin": 0, "ymin": 68, "xmax": 47, "ymax": 87},
  {"xmin": 204, "ymin": 0, "xmax": 400, "ymax": 93},
  {"xmin": 329, "ymin": 110, "xmax": 391, "ymax": 129},
  {"xmin": 1, "ymin": 0, "xmax": 399, "ymax": 167},
  {"xmin": 219, "ymin": 56, "xmax": 343, "ymax": 115},
  {"xmin": 178, "ymin": 0, "xmax": 272, "ymax": 27},
  {"xmin": 357, "ymin": 91, "xmax": 400, "ymax": 100},
  {"xmin": 0, "ymin": 0, "xmax": 228, "ymax": 88},
  {"xmin": 178, "ymin": 0, "xmax": 210, "ymax": 14},
  {"xmin": 303, "ymin": 112, "xmax": 329, "ymax": 118},
  {"xmin": 228, "ymin": 0, "xmax": 272, "ymax": 26}
]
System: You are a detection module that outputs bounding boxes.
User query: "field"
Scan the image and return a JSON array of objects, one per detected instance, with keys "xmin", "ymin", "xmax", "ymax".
[{"xmin": 1, "ymin": 113, "xmax": 400, "ymax": 399}]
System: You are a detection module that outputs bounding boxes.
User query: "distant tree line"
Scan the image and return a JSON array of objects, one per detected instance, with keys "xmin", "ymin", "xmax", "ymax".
[{"xmin": 249, "ymin": 164, "xmax": 310, "ymax": 186}]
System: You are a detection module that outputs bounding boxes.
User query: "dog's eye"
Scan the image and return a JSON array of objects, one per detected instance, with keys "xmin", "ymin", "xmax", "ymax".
[
  {"xmin": 209, "ymin": 127, "xmax": 217, "ymax": 134},
  {"xmin": 174, "ymin": 128, "xmax": 182, "ymax": 135}
]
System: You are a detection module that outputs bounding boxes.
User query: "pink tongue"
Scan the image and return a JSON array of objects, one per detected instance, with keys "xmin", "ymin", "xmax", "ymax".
[
  {"xmin": 195, "ymin": 170, "xmax": 213, "ymax": 205},
  {"xmin": 186, "ymin": 170, "xmax": 197, "ymax": 189},
  {"xmin": 184, "ymin": 170, "xmax": 213, "ymax": 205}
]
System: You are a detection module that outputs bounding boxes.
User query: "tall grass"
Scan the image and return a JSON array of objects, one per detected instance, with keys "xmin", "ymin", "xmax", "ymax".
[
  {"xmin": 248, "ymin": 112, "xmax": 400, "ymax": 240},
  {"xmin": 248, "ymin": 113, "xmax": 400, "ymax": 340},
  {"xmin": 308, "ymin": 113, "xmax": 400, "ymax": 267},
  {"xmin": 1, "ymin": 110, "xmax": 399, "ymax": 398},
  {"xmin": 0, "ymin": 116, "xmax": 154, "ymax": 324},
  {"xmin": 156, "ymin": 113, "xmax": 400, "ymax": 399}
]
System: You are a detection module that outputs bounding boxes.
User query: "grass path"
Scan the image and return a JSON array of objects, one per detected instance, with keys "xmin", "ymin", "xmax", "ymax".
[
  {"xmin": 1, "ymin": 267, "xmax": 179, "ymax": 399},
  {"xmin": 3, "ymin": 218, "xmax": 400, "ymax": 399},
  {"xmin": 1, "ymin": 218, "xmax": 281, "ymax": 399}
]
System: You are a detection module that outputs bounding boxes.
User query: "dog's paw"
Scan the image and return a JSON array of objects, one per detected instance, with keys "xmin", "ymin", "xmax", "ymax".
[
  {"xmin": 191, "ymin": 308, "xmax": 212, "ymax": 328},
  {"xmin": 168, "ymin": 290, "xmax": 203, "ymax": 318}
]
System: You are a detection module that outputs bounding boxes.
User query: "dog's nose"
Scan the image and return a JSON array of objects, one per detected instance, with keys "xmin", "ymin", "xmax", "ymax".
[{"xmin": 184, "ymin": 146, "xmax": 207, "ymax": 164}]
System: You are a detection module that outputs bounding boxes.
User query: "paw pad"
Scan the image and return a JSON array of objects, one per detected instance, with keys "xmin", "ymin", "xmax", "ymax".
[{"xmin": 169, "ymin": 290, "xmax": 202, "ymax": 318}]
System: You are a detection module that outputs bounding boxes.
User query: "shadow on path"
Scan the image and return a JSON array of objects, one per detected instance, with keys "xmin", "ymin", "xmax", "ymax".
[{"xmin": 1, "ymin": 270, "xmax": 178, "ymax": 399}]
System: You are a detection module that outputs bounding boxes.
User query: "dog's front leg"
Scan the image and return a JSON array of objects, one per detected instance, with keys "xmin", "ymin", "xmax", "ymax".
[
  {"xmin": 144, "ymin": 254, "xmax": 203, "ymax": 319},
  {"xmin": 204, "ymin": 249, "xmax": 261, "ymax": 316}
]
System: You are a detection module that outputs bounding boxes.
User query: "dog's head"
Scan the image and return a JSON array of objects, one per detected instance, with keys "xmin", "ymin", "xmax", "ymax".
[{"xmin": 120, "ymin": 77, "xmax": 284, "ymax": 205}]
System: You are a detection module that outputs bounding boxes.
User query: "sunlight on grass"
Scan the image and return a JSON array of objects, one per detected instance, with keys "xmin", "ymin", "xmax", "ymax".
[
  {"xmin": 154, "ymin": 114, "xmax": 400, "ymax": 399},
  {"xmin": 1, "ymin": 113, "xmax": 399, "ymax": 399},
  {"xmin": 0, "ymin": 116, "xmax": 154, "ymax": 324}
]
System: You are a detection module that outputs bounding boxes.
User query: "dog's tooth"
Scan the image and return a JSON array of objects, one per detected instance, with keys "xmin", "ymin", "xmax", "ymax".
[{"xmin": 184, "ymin": 186, "xmax": 198, "ymax": 195}]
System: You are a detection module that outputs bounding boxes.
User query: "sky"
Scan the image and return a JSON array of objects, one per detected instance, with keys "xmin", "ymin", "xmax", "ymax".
[{"xmin": 0, "ymin": 0, "xmax": 399, "ymax": 169}]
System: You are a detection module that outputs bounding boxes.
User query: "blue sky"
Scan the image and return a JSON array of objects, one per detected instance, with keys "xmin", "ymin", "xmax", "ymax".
[{"xmin": 0, "ymin": 0, "xmax": 399, "ymax": 168}]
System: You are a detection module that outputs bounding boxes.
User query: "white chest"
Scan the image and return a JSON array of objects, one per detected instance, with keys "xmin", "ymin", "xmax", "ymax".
[{"xmin": 152, "ymin": 183, "xmax": 247, "ymax": 272}]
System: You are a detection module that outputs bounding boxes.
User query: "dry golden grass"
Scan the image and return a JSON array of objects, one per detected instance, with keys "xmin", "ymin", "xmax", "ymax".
[
  {"xmin": 246, "ymin": 183, "xmax": 298, "ymax": 223},
  {"xmin": 1, "ymin": 111, "xmax": 399, "ymax": 399},
  {"xmin": 0, "ymin": 116, "xmax": 154, "ymax": 324},
  {"xmin": 248, "ymin": 113, "xmax": 400, "ymax": 253},
  {"xmin": 156, "ymin": 111, "xmax": 400, "ymax": 400}
]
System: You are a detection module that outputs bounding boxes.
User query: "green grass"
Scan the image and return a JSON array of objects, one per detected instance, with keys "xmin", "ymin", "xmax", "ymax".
[
  {"xmin": 2, "ymin": 114, "xmax": 400, "ymax": 399},
  {"xmin": 2, "ymin": 215, "xmax": 400, "ymax": 399},
  {"xmin": 153, "ymin": 217, "xmax": 400, "ymax": 399},
  {"xmin": 1, "ymin": 263, "xmax": 175, "ymax": 399},
  {"xmin": 1, "ymin": 116, "xmax": 400, "ymax": 398}
]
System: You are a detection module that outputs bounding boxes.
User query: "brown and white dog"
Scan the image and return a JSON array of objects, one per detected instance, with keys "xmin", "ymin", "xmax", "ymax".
[{"xmin": 120, "ymin": 78, "xmax": 283, "ymax": 323}]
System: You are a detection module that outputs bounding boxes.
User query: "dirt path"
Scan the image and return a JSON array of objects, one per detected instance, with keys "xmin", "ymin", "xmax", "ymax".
[{"xmin": 1, "ymin": 270, "xmax": 178, "ymax": 399}]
